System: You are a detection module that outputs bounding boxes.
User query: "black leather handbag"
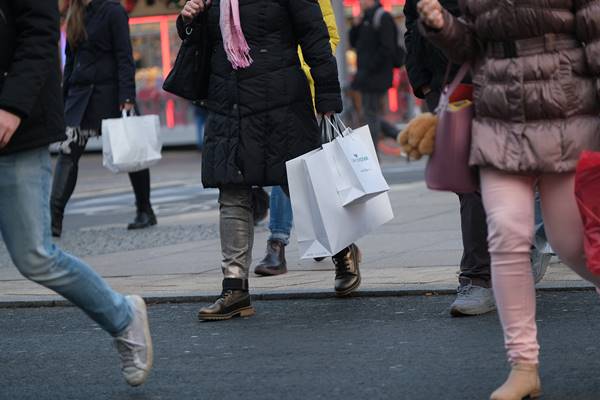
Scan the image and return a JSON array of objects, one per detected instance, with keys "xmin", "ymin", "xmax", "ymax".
[{"xmin": 162, "ymin": 11, "xmax": 211, "ymax": 101}]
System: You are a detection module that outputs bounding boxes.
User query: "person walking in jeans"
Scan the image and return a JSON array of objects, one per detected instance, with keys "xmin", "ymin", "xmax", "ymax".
[
  {"xmin": 180, "ymin": 0, "xmax": 351, "ymax": 321},
  {"xmin": 404, "ymin": 0, "xmax": 552, "ymax": 317},
  {"xmin": 349, "ymin": 0, "xmax": 396, "ymax": 155},
  {"xmin": 0, "ymin": 0, "xmax": 152, "ymax": 386},
  {"xmin": 419, "ymin": 0, "xmax": 600, "ymax": 398}
]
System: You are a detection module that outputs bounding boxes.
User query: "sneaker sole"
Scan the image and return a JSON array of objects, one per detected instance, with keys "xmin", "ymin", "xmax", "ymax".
[
  {"xmin": 127, "ymin": 221, "xmax": 157, "ymax": 231},
  {"xmin": 128, "ymin": 295, "xmax": 153, "ymax": 387},
  {"xmin": 449, "ymin": 305, "xmax": 496, "ymax": 317},
  {"xmin": 254, "ymin": 268, "xmax": 288, "ymax": 277},
  {"xmin": 198, "ymin": 306, "xmax": 256, "ymax": 321}
]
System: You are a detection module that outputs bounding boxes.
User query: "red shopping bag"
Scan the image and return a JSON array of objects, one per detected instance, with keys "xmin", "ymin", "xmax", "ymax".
[{"xmin": 574, "ymin": 151, "xmax": 600, "ymax": 275}]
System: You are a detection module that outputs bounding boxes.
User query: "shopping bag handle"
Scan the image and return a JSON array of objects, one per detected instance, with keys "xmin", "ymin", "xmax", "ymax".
[
  {"xmin": 320, "ymin": 114, "xmax": 351, "ymax": 144},
  {"xmin": 324, "ymin": 115, "xmax": 343, "ymax": 138},
  {"xmin": 333, "ymin": 114, "xmax": 349, "ymax": 135},
  {"xmin": 121, "ymin": 109, "xmax": 137, "ymax": 119},
  {"xmin": 320, "ymin": 116, "xmax": 334, "ymax": 144}
]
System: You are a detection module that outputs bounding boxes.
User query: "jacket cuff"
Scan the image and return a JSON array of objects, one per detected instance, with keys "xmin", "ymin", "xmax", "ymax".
[
  {"xmin": 118, "ymin": 93, "xmax": 136, "ymax": 105},
  {"xmin": 176, "ymin": 15, "xmax": 187, "ymax": 40},
  {"xmin": 0, "ymin": 101, "xmax": 28, "ymax": 119},
  {"xmin": 315, "ymin": 92, "xmax": 343, "ymax": 114},
  {"xmin": 418, "ymin": 8, "xmax": 457, "ymax": 50}
]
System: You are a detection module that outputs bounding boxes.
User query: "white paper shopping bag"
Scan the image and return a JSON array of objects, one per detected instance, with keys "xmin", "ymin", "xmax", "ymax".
[
  {"xmin": 319, "ymin": 120, "xmax": 389, "ymax": 207},
  {"xmin": 286, "ymin": 149, "xmax": 333, "ymax": 258},
  {"xmin": 334, "ymin": 124, "xmax": 390, "ymax": 205},
  {"xmin": 286, "ymin": 148, "xmax": 394, "ymax": 259},
  {"xmin": 102, "ymin": 111, "xmax": 162, "ymax": 173}
]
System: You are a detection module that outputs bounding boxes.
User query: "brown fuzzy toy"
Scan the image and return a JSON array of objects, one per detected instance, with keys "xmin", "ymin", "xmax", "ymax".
[{"xmin": 397, "ymin": 113, "xmax": 438, "ymax": 161}]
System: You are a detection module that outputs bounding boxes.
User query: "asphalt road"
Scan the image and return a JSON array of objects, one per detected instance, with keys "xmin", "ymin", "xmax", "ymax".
[{"xmin": 1, "ymin": 291, "xmax": 599, "ymax": 400}]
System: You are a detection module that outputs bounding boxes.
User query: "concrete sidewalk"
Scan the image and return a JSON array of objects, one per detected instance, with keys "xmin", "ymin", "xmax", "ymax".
[{"xmin": 0, "ymin": 181, "xmax": 592, "ymax": 306}]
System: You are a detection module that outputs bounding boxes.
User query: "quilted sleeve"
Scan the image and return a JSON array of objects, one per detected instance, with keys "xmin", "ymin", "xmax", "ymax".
[
  {"xmin": 575, "ymin": 0, "xmax": 600, "ymax": 74},
  {"xmin": 288, "ymin": 0, "xmax": 342, "ymax": 114},
  {"xmin": 419, "ymin": 6, "xmax": 482, "ymax": 64}
]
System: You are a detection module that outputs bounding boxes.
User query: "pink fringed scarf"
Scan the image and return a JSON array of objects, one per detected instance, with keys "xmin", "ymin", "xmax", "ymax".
[{"xmin": 220, "ymin": 0, "xmax": 253, "ymax": 69}]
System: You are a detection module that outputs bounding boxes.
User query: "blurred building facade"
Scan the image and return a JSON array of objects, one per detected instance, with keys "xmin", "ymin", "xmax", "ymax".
[{"xmin": 57, "ymin": 0, "xmax": 412, "ymax": 146}]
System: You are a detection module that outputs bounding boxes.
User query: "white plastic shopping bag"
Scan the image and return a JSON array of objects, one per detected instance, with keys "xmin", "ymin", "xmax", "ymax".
[
  {"xmin": 319, "ymin": 118, "xmax": 389, "ymax": 206},
  {"xmin": 102, "ymin": 111, "xmax": 162, "ymax": 173},
  {"xmin": 286, "ymin": 149, "xmax": 394, "ymax": 259}
]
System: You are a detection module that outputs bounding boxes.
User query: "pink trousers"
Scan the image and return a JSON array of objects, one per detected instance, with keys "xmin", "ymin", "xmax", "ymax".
[{"xmin": 480, "ymin": 169, "xmax": 600, "ymax": 364}]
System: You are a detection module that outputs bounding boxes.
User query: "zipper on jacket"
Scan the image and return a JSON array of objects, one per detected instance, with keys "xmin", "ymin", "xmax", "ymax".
[
  {"xmin": 194, "ymin": 49, "xmax": 199, "ymax": 72},
  {"xmin": 0, "ymin": 8, "xmax": 6, "ymax": 24}
]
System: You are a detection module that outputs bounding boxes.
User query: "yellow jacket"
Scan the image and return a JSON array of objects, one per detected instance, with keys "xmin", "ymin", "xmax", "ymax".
[{"xmin": 299, "ymin": 0, "xmax": 339, "ymax": 103}]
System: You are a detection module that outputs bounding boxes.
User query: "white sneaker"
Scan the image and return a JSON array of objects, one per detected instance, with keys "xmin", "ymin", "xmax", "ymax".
[
  {"xmin": 114, "ymin": 295, "xmax": 153, "ymax": 386},
  {"xmin": 450, "ymin": 279, "xmax": 496, "ymax": 317},
  {"xmin": 531, "ymin": 247, "xmax": 552, "ymax": 284}
]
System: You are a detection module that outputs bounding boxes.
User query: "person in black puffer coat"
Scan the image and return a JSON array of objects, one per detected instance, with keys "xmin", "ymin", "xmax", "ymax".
[{"xmin": 180, "ymin": 0, "xmax": 356, "ymax": 321}]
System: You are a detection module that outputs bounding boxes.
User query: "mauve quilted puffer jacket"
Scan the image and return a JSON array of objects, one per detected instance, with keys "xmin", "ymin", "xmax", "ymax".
[{"xmin": 422, "ymin": 0, "xmax": 600, "ymax": 173}]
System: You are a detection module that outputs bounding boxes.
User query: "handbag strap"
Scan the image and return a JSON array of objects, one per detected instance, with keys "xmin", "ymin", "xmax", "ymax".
[
  {"xmin": 444, "ymin": 63, "xmax": 470, "ymax": 97},
  {"xmin": 437, "ymin": 63, "xmax": 471, "ymax": 113},
  {"xmin": 441, "ymin": 63, "xmax": 452, "ymax": 90}
]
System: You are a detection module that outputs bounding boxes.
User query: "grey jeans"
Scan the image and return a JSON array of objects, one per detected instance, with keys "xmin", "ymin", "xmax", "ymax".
[{"xmin": 219, "ymin": 186, "xmax": 255, "ymax": 279}]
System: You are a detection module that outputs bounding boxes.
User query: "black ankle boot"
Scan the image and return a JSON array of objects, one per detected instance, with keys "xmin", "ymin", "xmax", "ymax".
[
  {"xmin": 254, "ymin": 240, "xmax": 287, "ymax": 276},
  {"xmin": 127, "ymin": 207, "xmax": 157, "ymax": 230},
  {"xmin": 198, "ymin": 279, "xmax": 255, "ymax": 321},
  {"xmin": 332, "ymin": 244, "xmax": 362, "ymax": 297}
]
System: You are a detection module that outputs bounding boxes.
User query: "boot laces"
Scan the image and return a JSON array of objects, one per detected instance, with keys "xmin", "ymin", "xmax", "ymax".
[
  {"xmin": 333, "ymin": 252, "xmax": 351, "ymax": 275},
  {"xmin": 115, "ymin": 331, "xmax": 143, "ymax": 369},
  {"xmin": 220, "ymin": 290, "xmax": 234, "ymax": 300},
  {"xmin": 457, "ymin": 283, "xmax": 473, "ymax": 296}
]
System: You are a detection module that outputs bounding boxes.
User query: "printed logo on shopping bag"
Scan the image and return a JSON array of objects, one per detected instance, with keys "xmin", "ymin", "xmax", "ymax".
[{"xmin": 352, "ymin": 153, "xmax": 372, "ymax": 172}]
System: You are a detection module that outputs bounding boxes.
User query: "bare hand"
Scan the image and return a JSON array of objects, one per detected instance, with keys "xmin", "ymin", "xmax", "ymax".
[
  {"xmin": 417, "ymin": 0, "xmax": 445, "ymax": 30},
  {"xmin": 0, "ymin": 109, "xmax": 22, "ymax": 149},
  {"xmin": 120, "ymin": 102, "xmax": 135, "ymax": 112},
  {"xmin": 181, "ymin": 0, "xmax": 210, "ymax": 23}
]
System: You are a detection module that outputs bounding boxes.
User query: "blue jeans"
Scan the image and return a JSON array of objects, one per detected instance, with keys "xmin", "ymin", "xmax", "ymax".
[
  {"xmin": 268, "ymin": 186, "xmax": 293, "ymax": 245},
  {"xmin": 0, "ymin": 148, "xmax": 131, "ymax": 335},
  {"xmin": 195, "ymin": 107, "xmax": 207, "ymax": 150}
]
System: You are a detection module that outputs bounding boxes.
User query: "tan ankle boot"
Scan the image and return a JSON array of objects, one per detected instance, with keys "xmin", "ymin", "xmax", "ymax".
[{"xmin": 490, "ymin": 363, "xmax": 542, "ymax": 400}]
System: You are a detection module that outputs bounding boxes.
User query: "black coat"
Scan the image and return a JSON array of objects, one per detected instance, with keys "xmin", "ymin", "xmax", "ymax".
[
  {"xmin": 180, "ymin": 0, "xmax": 342, "ymax": 188},
  {"xmin": 0, "ymin": 0, "xmax": 65, "ymax": 155},
  {"xmin": 349, "ymin": 4, "xmax": 396, "ymax": 93},
  {"xmin": 63, "ymin": 0, "xmax": 136, "ymax": 131},
  {"xmin": 404, "ymin": 0, "xmax": 461, "ymax": 102}
]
